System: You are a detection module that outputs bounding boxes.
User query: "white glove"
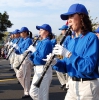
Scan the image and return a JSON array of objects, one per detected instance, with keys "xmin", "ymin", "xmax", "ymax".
[
  {"xmin": 42, "ymin": 53, "xmax": 57, "ymax": 66},
  {"xmin": 23, "ymin": 50, "xmax": 29, "ymax": 56},
  {"xmin": 5, "ymin": 42, "xmax": 9, "ymax": 46},
  {"xmin": 53, "ymin": 44, "xmax": 71, "ymax": 58},
  {"xmin": 12, "ymin": 44, "xmax": 18, "ymax": 49},
  {"xmin": 9, "ymin": 42, "xmax": 13, "ymax": 46},
  {"xmin": 27, "ymin": 45, "xmax": 36, "ymax": 53}
]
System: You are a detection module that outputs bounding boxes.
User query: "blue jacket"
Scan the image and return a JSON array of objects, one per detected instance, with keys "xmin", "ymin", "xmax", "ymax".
[
  {"xmin": 53, "ymin": 32, "xmax": 99, "ymax": 78},
  {"xmin": 30, "ymin": 37, "xmax": 53, "ymax": 65},
  {"xmin": 17, "ymin": 37, "xmax": 24, "ymax": 46},
  {"xmin": 62, "ymin": 37, "xmax": 69, "ymax": 48},
  {"xmin": 11, "ymin": 38, "xmax": 16, "ymax": 43},
  {"xmin": 51, "ymin": 39, "xmax": 57, "ymax": 48},
  {"xmin": 15, "ymin": 37, "xmax": 33, "ymax": 54}
]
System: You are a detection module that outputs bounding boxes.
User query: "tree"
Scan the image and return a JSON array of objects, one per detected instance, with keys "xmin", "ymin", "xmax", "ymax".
[
  {"xmin": 0, "ymin": 11, "xmax": 13, "ymax": 40},
  {"xmin": 88, "ymin": 10, "xmax": 99, "ymax": 31}
]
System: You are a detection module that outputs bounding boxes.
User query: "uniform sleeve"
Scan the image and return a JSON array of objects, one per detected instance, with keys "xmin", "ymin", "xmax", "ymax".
[
  {"xmin": 31, "ymin": 41, "xmax": 52, "ymax": 65},
  {"xmin": 69, "ymin": 35, "xmax": 99, "ymax": 75},
  {"xmin": 63, "ymin": 36, "xmax": 71, "ymax": 48},
  {"xmin": 52, "ymin": 58, "xmax": 67, "ymax": 73},
  {"xmin": 15, "ymin": 38, "xmax": 32, "ymax": 54}
]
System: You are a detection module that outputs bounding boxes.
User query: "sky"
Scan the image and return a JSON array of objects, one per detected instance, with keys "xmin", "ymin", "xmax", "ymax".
[{"xmin": 0, "ymin": 0, "xmax": 99, "ymax": 36}]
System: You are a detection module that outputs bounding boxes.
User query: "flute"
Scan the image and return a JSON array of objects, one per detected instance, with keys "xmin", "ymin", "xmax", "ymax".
[{"xmin": 33, "ymin": 27, "xmax": 72, "ymax": 88}]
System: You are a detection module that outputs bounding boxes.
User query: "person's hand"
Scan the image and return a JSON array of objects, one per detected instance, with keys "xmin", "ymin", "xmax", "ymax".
[
  {"xmin": 27, "ymin": 45, "xmax": 36, "ymax": 53},
  {"xmin": 12, "ymin": 44, "xmax": 18, "ymax": 49},
  {"xmin": 42, "ymin": 53, "xmax": 57, "ymax": 66},
  {"xmin": 9, "ymin": 42, "xmax": 13, "ymax": 46},
  {"xmin": 53, "ymin": 44, "xmax": 71, "ymax": 58}
]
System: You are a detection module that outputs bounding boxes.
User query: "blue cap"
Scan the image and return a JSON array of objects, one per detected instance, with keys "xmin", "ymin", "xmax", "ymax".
[
  {"xmin": 61, "ymin": 3, "xmax": 88, "ymax": 20},
  {"xmin": 59, "ymin": 25, "xmax": 68, "ymax": 30},
  {"xmin": 13, "ymin": 29, "xmax": 20, "ymax": 34},
  {"xmin": 36, "ymin": 24, "xmax": 52, "ymax": 34},
  {"xmin": 19, "ymin": 27, "xmax": 29, "ymax": 33}
]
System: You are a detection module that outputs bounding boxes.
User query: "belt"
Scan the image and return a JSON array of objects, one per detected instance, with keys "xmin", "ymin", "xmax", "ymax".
[{"xmin": 72, "ymin": 77, "xmax": 96, "ymax": 81}]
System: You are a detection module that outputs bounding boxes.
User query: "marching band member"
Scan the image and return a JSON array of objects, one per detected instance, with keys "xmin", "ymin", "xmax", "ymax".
[
  {"xmin": 8, "ymin": 32, "xmax": 17, "ymax": 71},
  {"xmin": 14, "ymin": 27, "xmax": 33, "ymax": 99},
  {"xmin": 46, "ymin": 3, "xmax": 99, "ymax": 100},
  {"xmin": 29, "ymin": 24, "xmax": 53, "ymax": 100},
  {"xmin": 12, "ymin": 29, "xmax": 24, "ymax": 76}
]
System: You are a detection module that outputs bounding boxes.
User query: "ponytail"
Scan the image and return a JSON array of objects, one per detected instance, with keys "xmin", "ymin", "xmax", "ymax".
[
  {"xmin": 48, "ymin": 33, "xmax": 53, "ymax": 40},
  {"xmin": 29, "ymin": 31, "xmax": 32, "ymax": 38},
  {"xmin": 26, "ymin": 31, "xmax": 32, "ymax": 38}
]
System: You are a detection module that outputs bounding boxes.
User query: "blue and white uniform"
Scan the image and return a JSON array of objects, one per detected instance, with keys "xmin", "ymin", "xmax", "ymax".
[
  {"xmin": 51, "ymin": 38, "xmax": 57, "ymax": 48},
  {"xmin": 15, "ymin": 36, "xmax": 33, "ymax": 96},
  {"xmin": 53, "ymin": 32, "xmax": 99, "ymax": 100},
  {"xmin": 13, "ymin": 37, "xmax": 24, "ymax": 73},
  {"xmin": 8, "ymin": 38, "xmax": 19, "ymax": 69},
  {"xmin": 29, "ymin": 37, "xmax": 53, "ymax": 100}
]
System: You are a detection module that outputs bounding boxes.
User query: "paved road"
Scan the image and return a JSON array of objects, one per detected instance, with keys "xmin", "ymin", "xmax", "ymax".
[{"xmin": 0, "ymin": 59, "xmax": 66, "ymax": 100}]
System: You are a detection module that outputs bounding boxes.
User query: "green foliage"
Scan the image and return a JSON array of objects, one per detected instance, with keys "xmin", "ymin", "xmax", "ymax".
[
  {"xmin": 0, "ymin": 11, "xmax": 13, "ymax": 41},
  {"xmin": 88, "ymin": 10, "xmax": 99, "ymax": 31},
  {"xmin": 0, "ymin": 33, "xmax": 5, "ymax": 40}
]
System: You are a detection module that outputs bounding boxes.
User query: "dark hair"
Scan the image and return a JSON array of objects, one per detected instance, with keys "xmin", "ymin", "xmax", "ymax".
[
  {"xmin": 79, "ymin": 13, "xmax": 92, "ymax": 35},
  {"xmin": 52, "ymin": 34, "xmax": 55, "ymax": 39},
  {"xmin": 26, "ymin": 31, "xmax": 32, "ymax": 38},
  {"xmin": 48, "ymin": 33, "xmax": 53, "ymax": 40}
]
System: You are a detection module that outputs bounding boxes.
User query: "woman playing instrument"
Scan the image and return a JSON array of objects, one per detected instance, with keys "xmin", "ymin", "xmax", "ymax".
[
  {"xmin": 46, "ymin": 3, "xmax": 99, "ymax": 100},
  {"xmin": 14, "ymin": 27, "xmax": 33, "ymax": 99},
  {"xmin": 29, "ymin": 24, "xmax": 53, "ymax": 100}
]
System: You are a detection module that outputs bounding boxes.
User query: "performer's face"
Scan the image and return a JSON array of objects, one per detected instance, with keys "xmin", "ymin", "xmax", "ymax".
[
  {"xmin": 20, "ymin": 32, "xmax": 27, "ymax": 38},
  {"xmin": 61, "ymin": 30, "xmax": 66, "ymax": 35},
  {"xmin": 39, "ymin": 29, "xmax": 49, "ymax": 39},
  {"xmin": 68, "ymin": 14, "xmax": 82, "ymax": 33}
]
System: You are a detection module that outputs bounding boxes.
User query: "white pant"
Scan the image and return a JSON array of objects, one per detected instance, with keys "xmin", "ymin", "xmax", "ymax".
[
  {"xmin": 13, "ymin": 54, "xmax": 21, "ymax": 73},
  {"xmin": 29, "ymin": 65, "xmax": 52, "ymax": 100},
  {"xmin": 16, "ymin": 54, "xmax": 32, "ymax": 95},
  {"xmin": 56, "ymin": 71, "xmax": 69, "ymax": 88},
  {"xmin": 9, "ymin": 51, "xmax": 15, "ymax": 69},
  {"xmin": 65, "ymin": 78, "xmax": 99, "ymax": 100}
]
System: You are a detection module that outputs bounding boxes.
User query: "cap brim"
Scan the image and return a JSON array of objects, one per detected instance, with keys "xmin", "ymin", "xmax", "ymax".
[
  {"xmin": 59, "ymin": 28, "xmax": 63, "ymax": 30},
  {"xmin": 36, "ymin": 26, "xmax": 41, "ymax": 30},
  {"xmin": 94, "ymin": 30, "xmax": 99, "ymax": 33},
  {"xmin": 60, "ymin": 12, "xmax": 76, "ymax": 20},
  {"xmin": 36, "ymin": 26, "xmax": 46, "ymax": 31},
  {"xmin": 36, "ymin": 25, "xmax": 52, "ymax": 34},
  {"xmin": 18, "ymin": 30, "xmax": 23, "ymax": 33}
]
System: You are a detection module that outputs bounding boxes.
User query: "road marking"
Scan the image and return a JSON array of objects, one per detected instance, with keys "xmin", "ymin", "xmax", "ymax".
[
  {"xmin": 0, "ymin": 59, "xmax": 6, "ymax": 62},
  {"xmin": 0, "ymin": 75, "xmax": 57, "ymax": 82},
  {"xmin": 0, "ymin": 78, "xmax": 17, "ymax": 82}
]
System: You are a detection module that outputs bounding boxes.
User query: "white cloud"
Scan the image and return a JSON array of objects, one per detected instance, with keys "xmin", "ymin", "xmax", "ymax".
[
  {"xmin": 0, "ymin": 0, "xmax": 99, "ymax": 35},
  {"xmin": 0, "ymin": 0, "xmax": 98, "ymax": 8},
  {"xmin": 8, "ymin": 11, "xmax": 38, "ymax": 18}
]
